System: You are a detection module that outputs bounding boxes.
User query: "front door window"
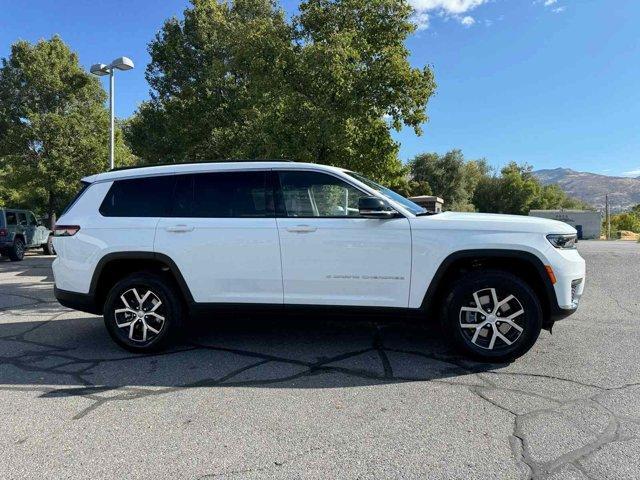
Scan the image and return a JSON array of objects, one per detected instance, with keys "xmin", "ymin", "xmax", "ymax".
[{"xmin": 278, "ymin": 171, "xmax": 368, "ymax": 218}]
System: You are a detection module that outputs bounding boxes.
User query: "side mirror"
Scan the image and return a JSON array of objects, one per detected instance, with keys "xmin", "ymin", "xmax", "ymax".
[{"xmin": 358, "ymin": 196, "xmax": 396, "ymax": 218}]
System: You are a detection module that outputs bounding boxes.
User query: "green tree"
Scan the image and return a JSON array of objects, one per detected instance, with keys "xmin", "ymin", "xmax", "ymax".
[
  {"xmin": 473, "ymin": 162, "xmax": 587, "ymax": 215},
  {"xmin": 125, "ymin": 0, "xmax": 435, "ymax": 184},
  {"xmin": 408, "ymin": 149, "xmax": 483, "ymax": 211},
  {"xmin": 0, "ymin": 36, "xmax": 133, "ymax": 222}
]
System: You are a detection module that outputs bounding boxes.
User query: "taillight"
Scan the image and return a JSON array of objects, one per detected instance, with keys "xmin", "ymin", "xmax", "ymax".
[
  {"xmin": 0, "ymin": 228, "xmax": 7, "ymax": 237},
  {"xmin": 54, "ymin": 225, "xmax": 81, "ymax": 236}
]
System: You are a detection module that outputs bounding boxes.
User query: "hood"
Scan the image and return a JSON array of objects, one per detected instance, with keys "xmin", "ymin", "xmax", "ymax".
[{"xmin": 412, "ymin": 211, "xmax": 577, "ymax": 235}]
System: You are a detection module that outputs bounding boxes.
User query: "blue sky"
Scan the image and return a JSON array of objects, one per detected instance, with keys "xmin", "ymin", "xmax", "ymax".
[{"xmin": 2, "ymin": 0, "xmax": 639, "ymax": 176}]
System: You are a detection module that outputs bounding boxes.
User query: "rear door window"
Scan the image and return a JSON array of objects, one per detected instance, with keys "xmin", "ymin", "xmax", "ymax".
[
  {"xmin": 170, "ymin": 171, "xmax": 272, "ymax": 218},
  {"xmin": 17, "ymin": 212, "xmax": 27, "ymax": 227},
  {"xmin": 100, "ymin": 176, "xmax": 176, "ymax": 217}
]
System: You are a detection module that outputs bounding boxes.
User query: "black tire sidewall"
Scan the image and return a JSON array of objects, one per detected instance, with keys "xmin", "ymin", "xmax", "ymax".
[
  {"xmin": 10, "ymin": 238, "xmax": 25, "ymax": 261},
  {"xmin": 103, "ymin": 273, "xmax": 182, "ymax": 353},
  {"xmin": 442, "ymin": 270, "xmax": 543, "ymax": 362},
  {"xmin": 44, "ymin": 236, "xmax": 55, "ymax": 255}
]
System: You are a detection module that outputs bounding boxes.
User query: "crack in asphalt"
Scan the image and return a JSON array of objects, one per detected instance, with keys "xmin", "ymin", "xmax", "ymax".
[{"xmin": 1, "ymin": 257, "xmax": 638, "ymax": 479}]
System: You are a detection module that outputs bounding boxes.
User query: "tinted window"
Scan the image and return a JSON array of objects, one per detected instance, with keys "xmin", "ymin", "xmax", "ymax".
[
  {"xmin": 100, "ymin": 176, "xmax": 176, "ymax": 217},
  {"xmin": 278, "ymin": 171, "xmax": 368, "ymax": 218},
  {"xmin": 170, "ymin": 172, "xmax": 271, "ymax": 218},
  {"xmin": 5, "ymin": 211, "xmax": 17, "ymax": 226},
  {"xmin": 27, "ymin": 213, "xmax": 37, "ymax": 226},
  {"xmin": 17, "ymin": 212, "xmax": 27, "ymax": 226}
]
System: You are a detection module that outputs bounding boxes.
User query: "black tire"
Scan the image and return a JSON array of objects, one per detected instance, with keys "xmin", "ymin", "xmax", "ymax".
[
  {"xmin": 8, "ymin": 237, "xmax": 25, "ymax": 261},
  {"xmin": 103, "ymin": 272, "xmax": 184, "ymax": 353},
  {"xmin": 441, "ymin": 270, "xmax": 542, "ymax": 362},
  {"xmin": 43, "ymin": 236, "xmax": 56, "ymax": 255}
]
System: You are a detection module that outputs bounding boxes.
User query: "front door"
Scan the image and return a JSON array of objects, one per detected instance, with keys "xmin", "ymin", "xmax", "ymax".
[
  {"xmin": 154, "ymin": 170, "xmax": 283, "ymax": 304},
  {"xmin": 275, "ymin": 170, "xmax": 412, "ymax": 308}
]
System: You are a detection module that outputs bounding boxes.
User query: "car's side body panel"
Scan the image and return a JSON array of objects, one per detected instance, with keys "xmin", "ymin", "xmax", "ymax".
[
  {"xmin": 276, "ymin": 216, "xmax": 412, "ymax": 307},
  {"xmin": 155, "ymin": 217, "xmax": 284, "ymax": 304}
]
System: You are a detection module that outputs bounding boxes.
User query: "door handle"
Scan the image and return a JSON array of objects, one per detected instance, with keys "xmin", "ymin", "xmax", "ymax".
[
  {"xmin": 286, "ymin": 225, "xmax": 317, "ymax": 233},
  {"xmin": 165, "ymin": 225, "xmax": 194, "ymax": 233}
]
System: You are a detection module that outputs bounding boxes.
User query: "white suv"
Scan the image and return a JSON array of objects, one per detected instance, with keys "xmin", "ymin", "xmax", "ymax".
[{"xmin": 52, "ymin": 162, "xmax": 585, "ymax": 361}]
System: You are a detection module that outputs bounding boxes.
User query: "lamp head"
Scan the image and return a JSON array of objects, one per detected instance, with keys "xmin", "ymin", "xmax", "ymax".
[
  {"xmin": 109, "ymin": 56, "xmax": 134, "ymax": 71},
  {"xmin": 90, "ymin": 63, "xmax": 110, "ymax": 76}
]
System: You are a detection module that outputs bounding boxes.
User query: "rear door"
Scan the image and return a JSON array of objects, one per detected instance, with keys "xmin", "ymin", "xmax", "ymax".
[
  {"xmin": 274, "ymin": 170, "xmax": 412, "ymax": 308},
  {"xmin": 16, "ymin": 212, "xmax": 30, "ymax": 245},
  {"xmin": 25, "ymin": 212, "xmax": 42, "ymax": 246},
  {"xmin": 154, "ymin": 170, "xmax": 283, "ymax": 304}
]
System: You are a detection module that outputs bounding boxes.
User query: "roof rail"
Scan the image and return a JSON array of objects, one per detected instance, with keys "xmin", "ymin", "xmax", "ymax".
[{"xmin": 110, "ymin": 159, "xmax": 296, "ymax": 172}]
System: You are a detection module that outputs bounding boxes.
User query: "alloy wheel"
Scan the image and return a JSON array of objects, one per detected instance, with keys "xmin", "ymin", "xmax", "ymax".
[
  {"xmin": 15, "ymin": 241, "xmax": 24, "ymax": 259},
  {"xmin": 458, "ymin": 287, "xmax": 525, "ymax": 350},
  {"xmin": 114, "ymin": 287, "xmax": 166, "ymax": 343}
]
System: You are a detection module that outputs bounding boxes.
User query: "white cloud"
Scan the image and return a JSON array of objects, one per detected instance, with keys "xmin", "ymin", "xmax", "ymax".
[
  {"xmin": 409, "ymin": 0, "xmax": 487, "ymax": 15},
  {"xmin": 409, "ymin": 0, "xmax": 487, "ymax": 29},
  {"xmin": 460, "ymin": 15, "xmax": 476, "ymax": 26},
  {"xmin": 622, "ymin": 168, "xmax": 640, "ymax": 177},
  {"xmin": 537, "ymin": 0, "xmax": 566, "ymax": 13},
  {"xmin": 414, "ymin": 12, "xmax": 431, "ymax": 31}
]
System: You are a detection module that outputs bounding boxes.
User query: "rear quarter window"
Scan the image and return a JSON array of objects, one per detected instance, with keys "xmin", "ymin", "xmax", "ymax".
[
  {"xmin": 100, "ymin": 176, "xmax": 176, "ymax": 217},
  {"xmin": 5, "ymin": 211, "xmax": 18, "ymax": 226}
]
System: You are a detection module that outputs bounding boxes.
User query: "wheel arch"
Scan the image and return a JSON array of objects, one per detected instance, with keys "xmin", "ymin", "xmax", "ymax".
[
  {"xmin": 420, "ymin": 249, "xmax": 557, "ymax": 326},
  {"xmin": 90, "ymin": 252, "xmax": 193, "ymax": 314}
]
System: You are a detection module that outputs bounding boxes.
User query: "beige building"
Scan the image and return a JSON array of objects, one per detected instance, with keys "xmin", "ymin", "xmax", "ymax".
[
  {"xmin": 528, "ymin": 210, "xmax": 601, "ymax": 239},
  {"xmin": 409, "ymin": 195, "xmax": 444, "ymax": 213}
]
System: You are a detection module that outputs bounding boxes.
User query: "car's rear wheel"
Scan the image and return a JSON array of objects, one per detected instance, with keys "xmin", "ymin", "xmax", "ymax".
[
  {"xmin": 441, "ymin": 270, "xmax": 542, "ymax": 362},
  {"xmin": 103, "ymin": 272, "xmax": 183, "ymax": 353},
  {"xmin": 43, "ymin": 236, "xmax": 56, "ymax": 255},
  {"xmin": 8, "ymin": 238, "xmax": 25, "ymax": 261}
]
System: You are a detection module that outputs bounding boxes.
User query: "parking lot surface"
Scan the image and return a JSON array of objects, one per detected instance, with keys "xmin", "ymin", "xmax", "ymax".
[{"xmin": 0, "ymin": 241, "xmax": 638, "ymax": 479}]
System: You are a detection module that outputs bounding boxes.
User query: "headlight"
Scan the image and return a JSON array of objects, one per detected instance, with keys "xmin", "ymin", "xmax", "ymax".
[{"xmin": 547, "ymin": 234, "xmax": 577, "ymax": 249}]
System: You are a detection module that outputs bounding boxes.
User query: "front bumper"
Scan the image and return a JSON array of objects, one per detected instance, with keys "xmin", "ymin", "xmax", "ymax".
[{"xmin": 546, "ymin": 247, "xmax": 585, "ymax": 322}]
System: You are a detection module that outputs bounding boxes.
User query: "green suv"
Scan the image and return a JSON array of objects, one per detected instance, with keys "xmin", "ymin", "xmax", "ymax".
[{"xmin": 0, "ymin": 208, "xmax": 55, "ymax": 261}]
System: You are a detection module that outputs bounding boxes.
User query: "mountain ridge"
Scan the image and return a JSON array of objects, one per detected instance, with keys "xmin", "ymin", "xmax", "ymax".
[{"xmin": 533, "ymin": 168, "xmax": 640, "ymax": 212}]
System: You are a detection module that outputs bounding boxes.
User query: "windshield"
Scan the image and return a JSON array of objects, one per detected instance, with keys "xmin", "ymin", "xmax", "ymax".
[{"xmin": 345, "ymin": 171, "xmax": 428, "ymax": 216}]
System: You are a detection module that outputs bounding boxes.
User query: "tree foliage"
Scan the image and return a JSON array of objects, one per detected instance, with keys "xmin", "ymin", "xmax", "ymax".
[
  {"xmin": 0, "ymin": 36, "xmax": 133, "ymax": 221},
  {"xmin": 609, "ymin": 205, "xmax": 640, "ymax": 235},
  {"xmin": 125, "ymin": 0, "xmax": 436, "ymax": 183},
  {"xmin": 408, "ymin": 150, "xmax": 587, "ymax": 214},
  {"xmin": 409, "ymin": 150, "xmax": 489, "ymax": 211}
]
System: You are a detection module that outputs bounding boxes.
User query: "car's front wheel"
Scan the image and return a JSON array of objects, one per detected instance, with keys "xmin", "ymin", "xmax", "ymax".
[
  {"xmin": 441, "ymin": 270, "xmax": 543, "ymax": 362},
  {"xmin": 103, "ymin": 272, "xmax": 183, "ymax": 353}
]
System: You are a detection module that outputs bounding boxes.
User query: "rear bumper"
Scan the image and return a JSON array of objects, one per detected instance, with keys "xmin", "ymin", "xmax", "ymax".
[{"xmin": 54, "ymin": 286, "xmax": 101, "ymax": 315}]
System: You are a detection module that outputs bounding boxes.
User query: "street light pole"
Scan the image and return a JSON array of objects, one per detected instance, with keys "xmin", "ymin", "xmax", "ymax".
[
  {"xmin": 90, "ymin": 57, "xmax": 134, "ymax": 170},
  {"xmin": 109, "ymin": 69, "xmax": 115, "ymax": 170}
]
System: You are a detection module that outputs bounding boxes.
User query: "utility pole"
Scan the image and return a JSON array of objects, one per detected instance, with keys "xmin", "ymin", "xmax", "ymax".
[{"xmin": 605, "ymin": 194, "xmax": 610, "ymax": 240}]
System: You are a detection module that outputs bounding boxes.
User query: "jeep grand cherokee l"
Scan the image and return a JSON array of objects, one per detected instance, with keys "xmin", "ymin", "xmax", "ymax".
[{"xmin": 52, "ymin": 162, "xmax": 585, "ymax": 361}]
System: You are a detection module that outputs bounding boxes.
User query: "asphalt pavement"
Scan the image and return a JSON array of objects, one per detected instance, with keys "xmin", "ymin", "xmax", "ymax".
[{"xmin": 0, "ymin": 241, "xmax": 638, "ymax": 479}]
